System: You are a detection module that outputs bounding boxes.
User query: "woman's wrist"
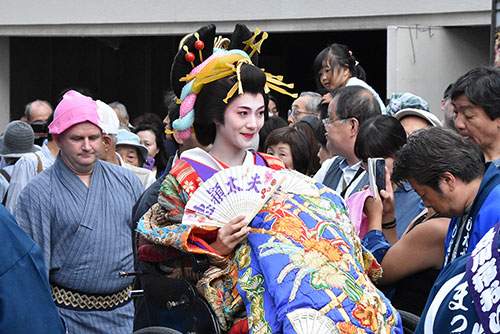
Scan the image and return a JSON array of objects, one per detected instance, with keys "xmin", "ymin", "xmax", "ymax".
[{"xmin": 366, "ymin": 213, "xmax": 383, "ymax": 231}]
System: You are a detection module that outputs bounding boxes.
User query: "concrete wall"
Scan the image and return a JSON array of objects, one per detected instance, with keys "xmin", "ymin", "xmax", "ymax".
[
  {"xmin": 387, "ymin": 25, "xmax": 490, "ymax": 119},
  {"xmin": 0, "ymin": 0, "xmax": 491, "ymax": 36},
  {"xmin": 0, "ymin": 38, "xmax": 9, "ymax": 131}
]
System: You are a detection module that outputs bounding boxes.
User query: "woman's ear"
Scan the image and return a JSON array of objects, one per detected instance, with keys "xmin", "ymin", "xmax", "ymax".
[{"xmin": 172, "ymin": 132, "xmax": 185, "ymax": 145}]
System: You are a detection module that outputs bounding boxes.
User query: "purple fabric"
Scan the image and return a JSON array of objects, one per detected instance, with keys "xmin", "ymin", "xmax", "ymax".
[
  {"xmin": 183, "ymin": 153, "xmax": 267, "ymax": 182},
  {"xmin": 182, "ymin": 158, "xmax": 219, "ymax": 182},
  {"xmin": 254, "ymin": 152, "xmax": 266, "ymax": 166}
]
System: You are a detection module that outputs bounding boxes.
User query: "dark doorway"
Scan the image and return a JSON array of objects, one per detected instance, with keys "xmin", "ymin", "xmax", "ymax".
[{"xmin": 10, "ymin": 30, "xmax": 386, "ymax": 121}]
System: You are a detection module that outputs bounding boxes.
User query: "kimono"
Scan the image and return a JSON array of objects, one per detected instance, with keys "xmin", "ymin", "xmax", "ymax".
[
  {"xmin": 16, "ymin": 156, "xmax": 143, "ymax": 334},
  {"xmin": 139, "ymin": 148, "xmax": 402, "ymax": 333}
]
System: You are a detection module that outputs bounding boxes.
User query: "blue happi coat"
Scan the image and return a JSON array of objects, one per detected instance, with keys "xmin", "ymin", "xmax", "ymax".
[
  {"xmin": 16, "ymin": 156, "xmax": 143, "ymax": 334},
  {"xmin": 444, "ymin": 163, "xmax": 500, "ymax": 265}
]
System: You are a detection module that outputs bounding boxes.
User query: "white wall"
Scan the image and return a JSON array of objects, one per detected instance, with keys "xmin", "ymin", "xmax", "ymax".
[
  {"xmin": 0, "ymin": 0, "xmax": 491, "ymax": 36},
  {"xmin": 387, "ymin": 25, "xmax": 490, "ymax": 119},
  {"xmin": 0, "ymin": 38, "xmax": 9, "ymax": 131},
  {"xmin": 0, "ymin": 1, "xmax": 492, "ymax": 125}
]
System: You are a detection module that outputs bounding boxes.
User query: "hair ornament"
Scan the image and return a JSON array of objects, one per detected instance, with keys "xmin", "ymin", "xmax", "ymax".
[
  {"xmin": 183, "ymin": 45, "xmax": 195, "ymax": 68},
  {"xmin": 194, "ymin": 32, "xmax": 205, "ymax": 62},
  {"xmin": 264, "ymin": 72, "xmax": 297, "ymax": 97},
  {"xmin": 242, "ymin": 28, "xmax": 269, "ymax": 58},
  {"xmin": 165, "ymin": 125, "xmax": 196, "ymax": 136},
  {"xmin": 171, "ymin": 24, "xmax": 296, "ymax": 140},
  {"xmin": 164, "ymin": 128, "xmax": 178, "ymax": 135},
  {"xmin": 214, "ymin": 36, "xmax": 230, "ymax": 49}
]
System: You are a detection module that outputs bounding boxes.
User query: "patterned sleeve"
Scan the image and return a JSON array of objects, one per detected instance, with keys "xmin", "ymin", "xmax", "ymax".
[
  {"xmin": 138, "ymin": 173, "xmax": 189, "ymax": 248},
  {"xmin": 137, "ymin": 171, "xmax": 223, "ymax": 259}
]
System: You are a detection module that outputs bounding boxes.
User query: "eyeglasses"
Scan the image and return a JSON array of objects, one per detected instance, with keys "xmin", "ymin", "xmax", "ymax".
[
  {"xmin": 322, "ymin": 118, "xmax": 345, "ymax": 128},
  {"xmin": 288, "ymin": 109, "xmax": 316, "ymax": 118}
]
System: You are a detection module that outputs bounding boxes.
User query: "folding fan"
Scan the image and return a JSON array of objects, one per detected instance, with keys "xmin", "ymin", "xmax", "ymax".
[
  {"xmin": 276, "ymin": 169, "xmax": 320, "ymax": 197},
  {"xmin": 286, "ymin": 308, "xmax": 339, "ymax": 334},
  {"xmin": 183, "ymin": 165, "xmax": 285, "ymax": 227}
]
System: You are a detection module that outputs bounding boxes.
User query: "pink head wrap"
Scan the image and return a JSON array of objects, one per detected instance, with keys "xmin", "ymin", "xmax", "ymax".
[{"xmin": 48, "ymin": 90, "xmax": 102, "ymax": 135}]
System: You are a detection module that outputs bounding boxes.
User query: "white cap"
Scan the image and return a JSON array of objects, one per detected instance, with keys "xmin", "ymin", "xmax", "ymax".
[
  {"xmin": 394, "ymin": 108, "xmax": 442, "ymax": 128},
  {"xmin": 96, "ymin": 100, "xmax": 120, "ymax": 135}
]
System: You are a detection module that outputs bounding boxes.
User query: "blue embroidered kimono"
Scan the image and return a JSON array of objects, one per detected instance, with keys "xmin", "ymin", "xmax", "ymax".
[
  {"xmin": 16, "ymin": 156, "xmax": 143, "ymax": 334},
  {"xmin": 236, "ymin": 182, "xmax": 402, "ymax": 333},
  {"xmin": 444, "ymin": 163, "xmax": 500, "ymax": 265},
  {"xmin": 139, "ymin": 149, "xmax": 402, "ymax": 333}
]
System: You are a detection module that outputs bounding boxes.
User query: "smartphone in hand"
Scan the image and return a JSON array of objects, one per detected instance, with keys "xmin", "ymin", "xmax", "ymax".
[{"xmin": 368, "ymin": 158, "xmax": 386, "ymax": 200}]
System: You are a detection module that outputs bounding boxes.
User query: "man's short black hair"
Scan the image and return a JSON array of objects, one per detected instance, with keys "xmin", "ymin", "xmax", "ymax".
[
  {"xmin": 443, "ymin": 83, "xmax": 453, "ymax": 100},
  {"xmin": 450, "ymin": 66, "xmax": 500, "ymax": 120},
  {"xmin": 392, "ymin": 127, "xmax": 485, "ymax": 193}
]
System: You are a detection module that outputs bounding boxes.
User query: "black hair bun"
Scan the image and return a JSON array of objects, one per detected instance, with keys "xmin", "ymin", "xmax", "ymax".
[
  {"xmin": 170, "ymin": 24, "xmax": 216, "ymax": 97},
  {"xmin": 228, "ymin": 24, "xmax": 259, "ymax": 65}
]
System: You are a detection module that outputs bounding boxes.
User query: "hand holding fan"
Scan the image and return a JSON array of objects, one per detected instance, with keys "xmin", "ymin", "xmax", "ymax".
[{"xmin": 183, "ymin": 165, "xmax": 285, "ymax": 227}]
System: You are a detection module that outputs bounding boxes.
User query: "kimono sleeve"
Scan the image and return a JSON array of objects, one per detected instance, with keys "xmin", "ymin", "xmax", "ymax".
[
  {"xmin": 137, "ymin": 173, "xmax": 190, "ymax": 248},
  {"xmin": 5, "ymin": 153, "xmax": 38, "ymax": 214},
  {"xmin": 14, "ymin": 179, "xmax": 53, "ymax": 277}
]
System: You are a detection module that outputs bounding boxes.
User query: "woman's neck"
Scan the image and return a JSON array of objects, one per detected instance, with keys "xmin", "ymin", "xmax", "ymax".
[{"xmin": 209, "ymin": 140, "xmax": 247, "ymax": 167}]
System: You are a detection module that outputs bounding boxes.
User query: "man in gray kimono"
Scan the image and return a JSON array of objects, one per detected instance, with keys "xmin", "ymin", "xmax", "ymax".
[{"xmin": 15, "ymin": 90, "xmax": 143, "ymax": 334}]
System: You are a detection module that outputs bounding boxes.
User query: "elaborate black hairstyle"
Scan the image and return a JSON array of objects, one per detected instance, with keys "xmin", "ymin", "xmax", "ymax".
[
  {"xmin": 170, "ymin": 24, "xmax": 261, "ymax": 98},
  {"xmin": 169, "ymin": 24, "xmax": 296, "ymax": 146}
]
